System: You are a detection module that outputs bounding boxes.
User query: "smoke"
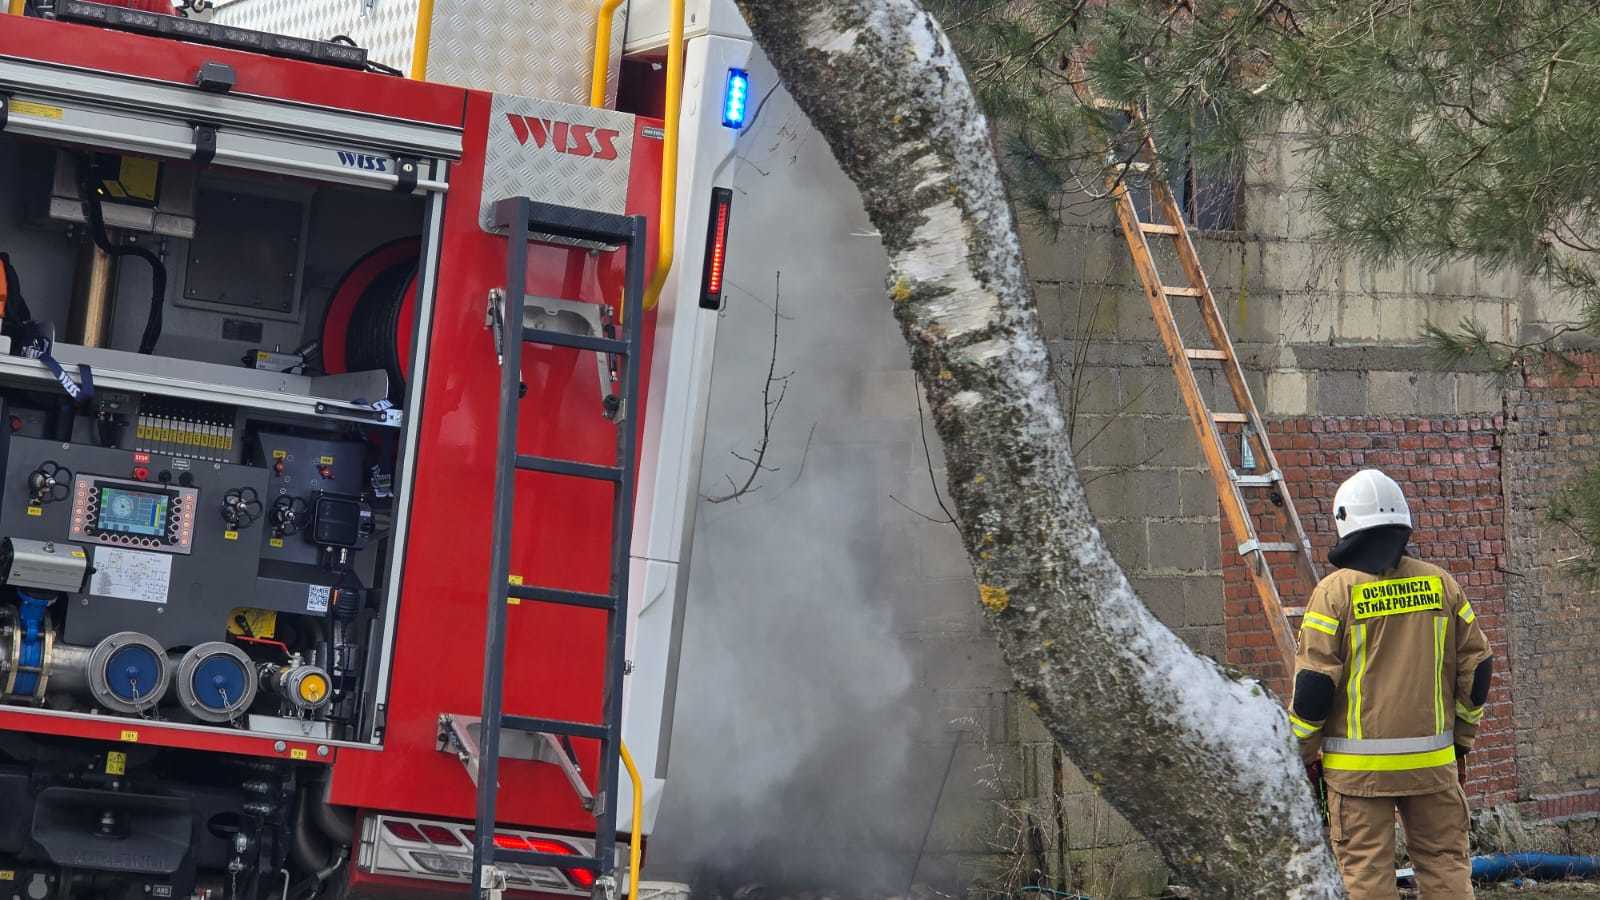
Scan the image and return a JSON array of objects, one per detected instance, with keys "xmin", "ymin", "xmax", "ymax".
[{"xmin": 648, "ymin": 57, "xmax": 969, "ymax": 892}]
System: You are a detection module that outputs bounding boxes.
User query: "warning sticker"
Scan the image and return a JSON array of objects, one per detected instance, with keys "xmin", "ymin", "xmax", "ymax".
[
  {"xmin": 306, "ymin": 585, "xmax": 331, "ymax": 614},
  {"xmin": 10, "ymin": 100, "xmax": 63, "ymax": 120},
  {"xmin": 106, "ymin": 751, "xmax": 127, "ymax": 776},
  {"xmin": 1351, "ymin": 575, "xmax": 1444, "ymax": 620},
  {"xmin": 90, "ymin": 547, "xmax": 172, "ymax": 605}
]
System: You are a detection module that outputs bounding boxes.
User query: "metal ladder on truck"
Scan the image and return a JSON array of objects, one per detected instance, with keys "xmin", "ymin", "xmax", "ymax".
[
  {"xmin": 1069, "ymin": 71, "xmax": 1319, "ymax": 676},
  {"xmin": 461, "ymin": 198, "xmax": 646, "ymax": 899}
]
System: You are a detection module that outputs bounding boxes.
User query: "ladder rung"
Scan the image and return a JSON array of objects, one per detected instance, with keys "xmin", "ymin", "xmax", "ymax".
[
  {"xmin": 1165, "ymin": 286, "xmax": 1204, "ymax": 297},
  {"xmin": 1212, "ymin": 412, "xmax": 1249, "ymax": 423},
  {"xmin": 1255, "ymin": 542, "xmax": 1301, "ymax": 552},
  {"xmin": 493, "ymin": 198, "xmax": 640, "ymax": 246},
  {"xmin": 516, "ymin": 455, "xmax": 622, "ymax": 482},
  {"xmin": 501, "ymin": 715, "xmax": 609, "ymax": 741},
  {"xmin": 1234, "ymin": 471, "xmax": 1282, "ymax": 487},
  {"xmin": 1139, "ymin": 223, "xmax": 1182, "ymax": 235},
  {"xmin": 1239, "ymin": 538, "xmax": 1304, "ymax": 555},
  {"xmin": 493, "ymin": 848, "xmax": 603, "ymax": 872},
  {"xmin": 508, "ymin": 583, "xmax": 618, "ymax": 611},
  {"xmin": 1185, "ymin": 348, "xmax": 1228, "ymax": 361},
  {"xmin": 1092, "ymin": 98, "xmax": 1135, "ymax": 112},
  {"xmin": 525, "ymin": 329, "xmax": 629, "ymax": 355}
]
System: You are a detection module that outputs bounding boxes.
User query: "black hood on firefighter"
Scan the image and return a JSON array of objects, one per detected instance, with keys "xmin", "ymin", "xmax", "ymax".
[{"xmin": 1327, "ymin": 523, "xmax": 1412, "ymax": 575}]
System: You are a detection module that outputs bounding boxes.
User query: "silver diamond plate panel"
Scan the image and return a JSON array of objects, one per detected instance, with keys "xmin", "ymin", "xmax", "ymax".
[
  {"xmin": 480, "ymin": 94, "xmax": 636, "ymax": 231},
  {"xmin": 429, "ymin": 0, "xmax": 625, "ymax": 106},
  {"xmin": 207, "ymin": 0, "xmax": 625, "ymax": 103}
]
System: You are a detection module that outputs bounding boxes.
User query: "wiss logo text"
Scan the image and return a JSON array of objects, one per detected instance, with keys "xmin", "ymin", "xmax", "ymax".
[
  {"xmin": 505, "ymin": 114, "xmax": 621, "ymax": 161},
  {"xmin": 336, "ymin": 151, "xmax": 389, "ymax": 172}
]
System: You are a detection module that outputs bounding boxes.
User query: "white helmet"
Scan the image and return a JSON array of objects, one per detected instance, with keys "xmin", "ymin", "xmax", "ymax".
[{"xmin": 1332, "ymin": 469, "xmax": 1411, "ymax": 539}]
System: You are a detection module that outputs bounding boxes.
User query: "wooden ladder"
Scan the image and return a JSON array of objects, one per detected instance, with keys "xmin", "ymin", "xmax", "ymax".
[{"xmin": 1069, "ymin": 73, "xmax": 1319, "ymax": 674}]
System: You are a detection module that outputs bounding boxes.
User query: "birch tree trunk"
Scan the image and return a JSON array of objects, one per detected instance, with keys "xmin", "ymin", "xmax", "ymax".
[{"xmin": 730, "ymin": 2, "xmax": 1345, "ymax": 895}]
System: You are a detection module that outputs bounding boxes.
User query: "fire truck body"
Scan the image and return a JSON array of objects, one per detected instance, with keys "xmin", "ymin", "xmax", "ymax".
[{"xmin": 0, "ymin": 2, "xmax": 750, "ymax": 896}]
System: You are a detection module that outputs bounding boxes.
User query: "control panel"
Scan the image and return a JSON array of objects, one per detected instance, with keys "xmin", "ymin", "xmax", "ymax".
[
  {"xmin": 70, "ymin": 474, "xmax": 198, "ymax": 553},
  {"xmin": 256, "ymin": 431, "xmax": 364, "ymax": 566},
  {"xmin": 0, "ymin": 436, "xmax": 268, "ymax": 648}
]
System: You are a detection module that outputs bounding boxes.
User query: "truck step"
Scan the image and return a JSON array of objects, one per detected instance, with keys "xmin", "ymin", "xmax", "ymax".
[
  {"xmin": 501, "ymin": 715, "xmax": 608, "ymax": 741},
  {"xmin": 524, "ymin": 329, "xmax": 629, "ymax": 355},
  {"xmin": 493, "ymin": 847, "xmax": 603, "ymax": 872}
]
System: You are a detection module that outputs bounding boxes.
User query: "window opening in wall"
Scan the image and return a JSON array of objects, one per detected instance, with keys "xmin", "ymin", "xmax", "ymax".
[{"xmin": 1123, "ymin": 107, "xmax": 1244, "ymax": 232}]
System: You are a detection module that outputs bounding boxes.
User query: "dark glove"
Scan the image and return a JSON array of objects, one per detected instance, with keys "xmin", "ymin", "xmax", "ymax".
[{"xmin": 1306, "ymin": 759, "xmax": 1323, "ymax": 789}]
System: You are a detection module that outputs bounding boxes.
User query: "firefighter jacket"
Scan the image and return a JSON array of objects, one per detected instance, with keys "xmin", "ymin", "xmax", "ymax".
[{"xmin": 1290, "ymin": 556, "xmax": 1493, "ymax": 797}]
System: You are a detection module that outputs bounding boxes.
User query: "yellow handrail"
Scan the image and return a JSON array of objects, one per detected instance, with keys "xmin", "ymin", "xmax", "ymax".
[
  {"xmin": 8, "ymin": 0, "xmax": 26, "ymax": 17},
  {"xmin": 619, "ymin": 741, "xmax": 643, "ymax": 899},
  {"xmin": 409, "ymin": 0, "xmax": 436, "ymax": 80},
  {"xmin": 589, "ymin": 0, "xmax": 627, "ymax": 108},
  {"xmin": 641, "ymin": 0, "xmax": 685, "ymax": 313}
]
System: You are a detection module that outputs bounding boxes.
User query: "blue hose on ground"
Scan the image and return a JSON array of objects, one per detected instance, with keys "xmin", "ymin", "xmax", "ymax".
[{"xmin": 1471, "ymin": 852, "xmax": 1600, "ymax": 882}]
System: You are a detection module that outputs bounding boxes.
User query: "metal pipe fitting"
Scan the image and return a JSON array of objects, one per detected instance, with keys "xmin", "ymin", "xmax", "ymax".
[{"xmin": 173, "ymin": 642, "xmax": 256, "ymax": 723}]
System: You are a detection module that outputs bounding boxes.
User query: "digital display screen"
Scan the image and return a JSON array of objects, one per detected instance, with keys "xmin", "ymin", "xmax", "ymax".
[{"xmin": 96, "ymin": 486, "xmax": 169, "ymax": 538}]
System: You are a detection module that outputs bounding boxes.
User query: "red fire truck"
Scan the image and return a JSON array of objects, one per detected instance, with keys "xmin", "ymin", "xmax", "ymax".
[{"xmin": 0, "ymin": 0, "xmax": 749, "ymax": 896}]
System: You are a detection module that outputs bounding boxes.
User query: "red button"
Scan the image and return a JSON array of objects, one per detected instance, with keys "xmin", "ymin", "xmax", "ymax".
[
  {"xmin": 318, "ymin": 465, "xmax": 333, "ymax": 479},
  {"xmin": 133, "ymin": 466, "xmax": 149, "ymax": 481},
  {"xmin": 273, "ymin": 460, "xmax": 285, "ymax": 476}
]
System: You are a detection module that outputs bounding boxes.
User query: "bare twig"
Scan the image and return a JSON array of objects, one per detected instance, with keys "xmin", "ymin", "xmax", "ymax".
[
  {"xmin": 889, "ymin": 371, "xmax": 960, "ymax": 526},
  {"xmin": 1079, "ymin": 448, "xmax": 1167, "ymax": 485},
  {"xmin": 914, "ymin": 372, "xmax": 958, "ymax": 525},
  {"xmin": 786, "ymin": 422, "xmax": 818, "ymax": 490},
  {"xmin": 888, "ymin": 493, "xmax": 955, "ymax": 524},
  {"xmin": 706, "ymin": 272, "xmax": 792, "ymax": 504}
]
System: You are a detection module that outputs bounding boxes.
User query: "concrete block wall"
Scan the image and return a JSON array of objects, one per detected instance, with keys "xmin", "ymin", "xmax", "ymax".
[
  {"xmin": 1505, "ymin": 363, "xmax": 1600, "ymax": 820},
  {"xmin": 1029, "ymin": 130, "xmax": 1526, "ymax": 667},
  {"xmin": 1023, "ymin": 121, "xmax": 1600, "ymax": 861}
]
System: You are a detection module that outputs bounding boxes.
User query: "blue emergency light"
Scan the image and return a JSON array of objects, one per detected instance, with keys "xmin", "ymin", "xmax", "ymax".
[{"xmin": 723, "ymin": 68, "xmax": 750, "ymax": 129}]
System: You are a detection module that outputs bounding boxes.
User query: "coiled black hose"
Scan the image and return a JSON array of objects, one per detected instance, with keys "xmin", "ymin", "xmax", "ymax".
[
  {"xmin": 343, "ymin": 259, "xmax": 415, "ymax": 404},
  {"xmin": 77, "ymin": 159, "xmax": 167, "ymax": 354},
  {"xmin": 0, "ymin": 252, "xmax": 36, "ymax": 326}
]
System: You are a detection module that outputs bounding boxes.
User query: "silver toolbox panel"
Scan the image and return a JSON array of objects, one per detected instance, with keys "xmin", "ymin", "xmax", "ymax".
[
  {"xmin": 209, "ymin": 0, "xmax": 626, "ymax": 105},
  {"xmin": 481, "ymin": 94, "xmax": 637, "ymax": 230}
]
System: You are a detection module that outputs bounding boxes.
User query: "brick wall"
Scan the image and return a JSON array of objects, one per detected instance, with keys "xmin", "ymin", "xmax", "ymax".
[
  {"xmin": 1505, "ymin": 366, "xmax": 1600, "ymax": 819},
  {"xmin": 1220, "ymin": 416, "xmax": 1515, "ymax": 805}
]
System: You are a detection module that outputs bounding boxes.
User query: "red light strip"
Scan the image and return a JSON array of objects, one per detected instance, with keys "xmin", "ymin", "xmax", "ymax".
[
  {"xmin": 700, "ymin": 188, "xmax": 735, "ymax": 310},
  {"xmin": 706, "ymin": 200, "xmax": 731, "ymax": 296}
]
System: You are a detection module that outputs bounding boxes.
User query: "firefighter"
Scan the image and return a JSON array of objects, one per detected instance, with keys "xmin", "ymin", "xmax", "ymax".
[{"xmin": 1290, "ymin": 469, "xmax": 1494, "ymax": 899}]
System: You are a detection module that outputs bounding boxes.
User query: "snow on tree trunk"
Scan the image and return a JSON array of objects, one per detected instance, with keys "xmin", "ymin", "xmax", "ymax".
[{"xmin": 731, "ymin": 1, "xmax": 1345, "ymax": 895}]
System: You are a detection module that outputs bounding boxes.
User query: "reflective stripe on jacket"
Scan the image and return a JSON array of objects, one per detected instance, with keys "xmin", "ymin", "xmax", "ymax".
[{"xmin": 1291, "ymin": 556, "xmax": 1493, "ymax": 797}]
